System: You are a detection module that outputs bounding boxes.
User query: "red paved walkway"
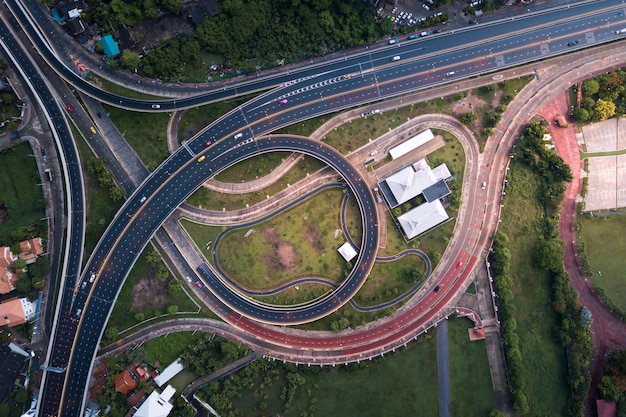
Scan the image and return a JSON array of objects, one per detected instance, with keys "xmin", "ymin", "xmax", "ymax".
[{"xmin": 539, "ymin": 93, "xmax": 626, "ymax": 415}]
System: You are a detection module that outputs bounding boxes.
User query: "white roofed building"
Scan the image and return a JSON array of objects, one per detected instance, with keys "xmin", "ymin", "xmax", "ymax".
[
  {"xmin": 389, "ymin": 129, "xmax": 435, "ymax": 160},
  {"xmin": 397, "ymin": 201, "xmax": 450, "ymax": 239},
  {"xmin": 378, "ymin": 159, "xmax": 438, "ymax": 208},
  {"xmin": 153, "ymin": 358, "xmax": 183, "ymax": 387},
  {"xmin": 337, "ymin": 242, "xmax": 357, "ymax": 262},
  {"xmin": 134, "ymin": 385, "xmax": 176, "ymax": 417}
]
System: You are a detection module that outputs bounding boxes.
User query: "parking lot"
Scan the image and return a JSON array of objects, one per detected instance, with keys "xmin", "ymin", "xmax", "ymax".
[{"xmin": 581, "ymin": 118, "xmax": 626, "ymax": 211}]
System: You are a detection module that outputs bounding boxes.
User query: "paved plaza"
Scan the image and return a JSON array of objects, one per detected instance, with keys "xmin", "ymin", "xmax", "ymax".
[{"xmin": 581, "ymin": 118, "xmax": 626, "ymax": 211}]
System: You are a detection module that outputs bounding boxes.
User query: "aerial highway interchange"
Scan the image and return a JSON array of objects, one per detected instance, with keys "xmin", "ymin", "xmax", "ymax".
[{"xmin": 0, "ymin": 0, "xmax": 625, "ymax": 415}]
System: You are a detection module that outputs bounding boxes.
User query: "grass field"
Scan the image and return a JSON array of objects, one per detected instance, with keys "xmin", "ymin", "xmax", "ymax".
[
  {"xmin": 228, "ymin": 333, "xmax": 439, "ymax": 417},
  {"xmin": 0, "ymin": 142, "xmax": 46, "ymax": 242},
  {"xmin": 143, "ymin": 331, "xmax": 203, "ymax": 369},
  {"xmin": 217, "ymin": 188, "xmax": 352, "ymax": 288},
  {"xmin": 354, "ymin": 254, "xmax": 427, "ymax": 307},
  {"xmin": 578, "ymin": 214, "xmax": 626, "ymax": 310},
  {"xmin": 107, "ymin": 246, "xmax": 208, "ymax": 334},
  {"xmin": 448, "ymin": 318, "xmax": 495, "ymax": 417},
  {"xmin": 103, "ymin": 104, "xmax": 171, "ymax": 168},
  {"xmin": 177, "ymin": 95, "xmax": 253, "ymax": 143},
  {"xmin": 499, "ymin": 162, "xmax": 569, "ymax": 416},
  {"xmin": 214, "ymin": 152, "xmax": 291, "ymax": 182},
  {"xmin": 187, "ymin": 155, "xmax": 327, "ymax": 210},
  {"xmin": 72, "ymin": 128, "xmax": 122, "ymax": 255}
]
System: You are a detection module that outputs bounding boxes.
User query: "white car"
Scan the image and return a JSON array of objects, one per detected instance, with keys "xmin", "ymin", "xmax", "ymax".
[
  {"xmin": 391, "ymin": 56, "xmax": 401, "ymax": 61},
  {"xmin": 422, "ymin": 4, "xmax": 430, "ymax": 10}
]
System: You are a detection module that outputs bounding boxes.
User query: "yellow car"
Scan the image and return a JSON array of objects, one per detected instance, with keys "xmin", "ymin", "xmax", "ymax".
[
  {"xmin": 90, "ymin": 126, "xmax": 97, "ymax": 134},
  {"xmin": 197, "ymin": 156, "xmax": 206, "ymax": 163}
]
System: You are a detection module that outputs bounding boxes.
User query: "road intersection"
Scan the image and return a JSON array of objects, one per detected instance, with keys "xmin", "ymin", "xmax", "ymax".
[{"xmin": 2, "ymin": 0, "xmax": 626, "ymax": 415}]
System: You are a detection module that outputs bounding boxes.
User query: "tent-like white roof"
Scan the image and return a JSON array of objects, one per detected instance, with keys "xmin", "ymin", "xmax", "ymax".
[
  {"xmin": 154, "ymin": 358, "xmax": 183, "ymax": 387},
  {"xmin": 134, "ymin": 386, "xmax": 175, "ymax": 417},
  {"xmin": 338, "ymin": 242, "xmax": 357, "ymax": 262},
  {"xmin": 397, "ymin": 200, "xmax": 449, "ymax": 239},
  {"xmin": 389, "ymin": 129, "xmax": 435, "ymax": 160},
  {"xmin": 381, "ymin": 161, "xmax": 437, "ymax": 207}
]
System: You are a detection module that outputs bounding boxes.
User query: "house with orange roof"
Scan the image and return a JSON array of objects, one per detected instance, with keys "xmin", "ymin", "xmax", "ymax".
[
  {"xmin": 18, "ymin": 238, "xmax": 43, "ymax": 265},
  {"xmin": 0, "ymin": 297, "xmax": 36, "ymax": 327},
  {"xmin": 0, "ymin": 246, "xmax": 17, "ymax": 294},
  {"xmin": 114, "ymin": 364, "xmax": 149, "ymax": 395}
]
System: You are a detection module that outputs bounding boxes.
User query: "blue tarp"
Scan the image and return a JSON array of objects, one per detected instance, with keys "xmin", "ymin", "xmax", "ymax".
[{"xmin": 99, "ymin": 34, "xmax": 120, "ymax": 58}]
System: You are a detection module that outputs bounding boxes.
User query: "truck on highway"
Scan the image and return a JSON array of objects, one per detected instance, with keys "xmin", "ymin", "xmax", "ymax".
[
  {"xmin": 616, "ymin": 28, "xmax": 626, "ymax": 34},
  {"xmin": 388, "ymin": 39, "xmax": 398, "ymax": 45},
  {"xmin": 420, "ymin": 31, "xmax": 431, "ymax": 37}
]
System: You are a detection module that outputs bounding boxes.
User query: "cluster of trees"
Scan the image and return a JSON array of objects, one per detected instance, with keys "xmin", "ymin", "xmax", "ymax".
[
  {"xmin": 85, "ymin": 0, "xmax": 183, "ymax": 29},
  {"xmin": 181, "ymin": 333, "xmax": 246, "ymax": 375},
  {"xmin": 513, "ymin": 121, "xmax": 573, "ymax": 212},
  {"xmin": 597, "ymin": 350, "xmax": 626, "ymax": 416},
  {"xmin": 201, "ymin": 359, "xmax": 317, "ymax": 417},
  {"xmin": 513, "ymin": 123, "xmax": 591, "ymax": 416},
  {"xmin": 0, "ymin": 220, "xmax": 47, "ymax": 248},
  {"xmin": 86, "ymin": 157, "xmax": 124, "ymax": 201},
  {"xmin": 490, "ymin": 231, "xmax": 530, "ymax": 415},
  {"xmin": 572, "ymin": 70, "xmax": 626, "ymax": 123},
  {"xmin": 195, "ymin": 0, "xmax": 391, "ymax": 71}
]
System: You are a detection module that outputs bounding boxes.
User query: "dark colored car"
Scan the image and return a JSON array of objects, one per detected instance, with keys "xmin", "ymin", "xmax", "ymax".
[
  {"xmin": 434, "ymin": 285, "xmax": 440, "ymax": 292},
  {"xmin": 567, "ymin": 40, "xmax": 579, "ymax": 46}
]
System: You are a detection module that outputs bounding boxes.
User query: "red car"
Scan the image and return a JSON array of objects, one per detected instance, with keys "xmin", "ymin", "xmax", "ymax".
[
  {"xmin": 279, "ymin": 99, "xmax": 288, "ymax": 105},
  {"xmin": 66, "ymin": 104, "xmax": 74, "ymax": 113},
  {"xmin": 196, "ymin": 281, "xmax": 203, "ymax": 288},
  {"xmin": 205, "ymin": 140, "xmax": 212, "ymax": 146}
]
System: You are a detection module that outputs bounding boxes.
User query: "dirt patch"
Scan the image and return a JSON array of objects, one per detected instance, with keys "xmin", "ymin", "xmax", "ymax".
[
  {"xmin": 276, "ymin": 243, "xmax": 296, "ymax": 273},
  {"xmin": 128, "ymin": 14, "xmax": 195, "ymax": 54},
  {"xmin": 131, "ymin": 276, "xmax": 168, "ymax": 311},
  {"xmin": 450, "ymin": 92, "xmax": 486, "ymax": 115}
]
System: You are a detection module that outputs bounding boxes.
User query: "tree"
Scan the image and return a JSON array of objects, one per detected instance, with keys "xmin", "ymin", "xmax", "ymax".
[
  {"xmin": 2, "ymin": 92, "xmax": 15, "ymax": 105},
  {"xmin": 460, "ymin": 111, "xmax": 477, "ymax": 126},
  {"xmin": 598, "ymin": 376, "xmax": 623, "ymax": 402},
  {"xmin": 572, "ymin": 108, "xmax": 589, "ymax": 123},
  {"xmin": 594, "ymin": 99, "xmax": 616, "ymax": 121},
  {"xmin": 167, "ymin": 305, "xmax": 178, "ymax": 315},
  {"xmin": 109, "ymin": 186, "xmax": 124, "ymax": 201},
  {"xmin": 582, "ymin": 79, "xmax": 600, "ymax": 95},
  {"xmin": 104, "ymin": 327, "xmax": 118, "ymax": 343},
  {"xmin": 533, "ymin": 238, "xmax": 564, "ymax": 272},
  {"xmin": 488, "ymin": 410, "xmax": 505, "ymax": 417},
  {"xmin": 167, "ymin": 280, "xmax": 181, "ymax": 296},
  {"xmin": 12, "ymin": 258, "xmax": 26, "ymax": 271},
  {"xmin": 15, "ymin": 275, "xmax": 32, "ymax": 293},
  {"xmin": 120, "ymin": 49, "xmax": 140, "ymax": 71},
  {"xmin": 28, "ymin": 256, "xmax": 49, "ymax": 279}
]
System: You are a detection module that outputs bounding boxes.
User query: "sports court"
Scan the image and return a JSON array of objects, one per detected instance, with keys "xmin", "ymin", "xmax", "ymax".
[{"xmin": 581, "ymin": 118, "xmax": 626, "ymax": 211}]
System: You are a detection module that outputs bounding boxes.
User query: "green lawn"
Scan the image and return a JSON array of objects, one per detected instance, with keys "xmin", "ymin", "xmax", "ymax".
[
  {"xmin": 225, "ymin": 333, "xmax": 439, "ymax": 417},
  {"xmin": 187, "ymin": 155, "xmax": 327, "ymax": 210},
  {"xmin": 354, "ymin": 254, "xmax": 426, "ymax": 307},
  {"xmin": 143, "ymin": 331, "xmax": 204, "ymax": 370},
  {"xmin": 448, "ymin": 318, "xmax": 495, "ymax": 417},
  {"xmin": 177, "ymin": 95, "xmax": 254, "ymax": 143},
  {"xmin": 0, "ymin": 142, "xmax": 46, "ymax": 242},
  {"xmin": 73, "ymin": 128, "xmax": 122, "ymax": 255},
  {"xmin": 103, "ymin": 104, "xmax": 171, "ymax": 169},
  {"xmin": 107, "ymin": 246, "xmax": 206, "ymax": 334},
  {"xmin": 214, "ymin": 152, "xmax": 290, "ymax": 182},
  {"xmin": 499, "ymin": 162, "xmax": 569, "ymax": 416},
  {"xmin": 217, "ymin": 188, "xmax": 350, "ymax": 289},
  {"xmin": 578, "ymin": 214, "xmax": 626, "ymax": 310},
  {"xmin": 178, "ymin": 219, "xmax": 223, "ymax": 262}
]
